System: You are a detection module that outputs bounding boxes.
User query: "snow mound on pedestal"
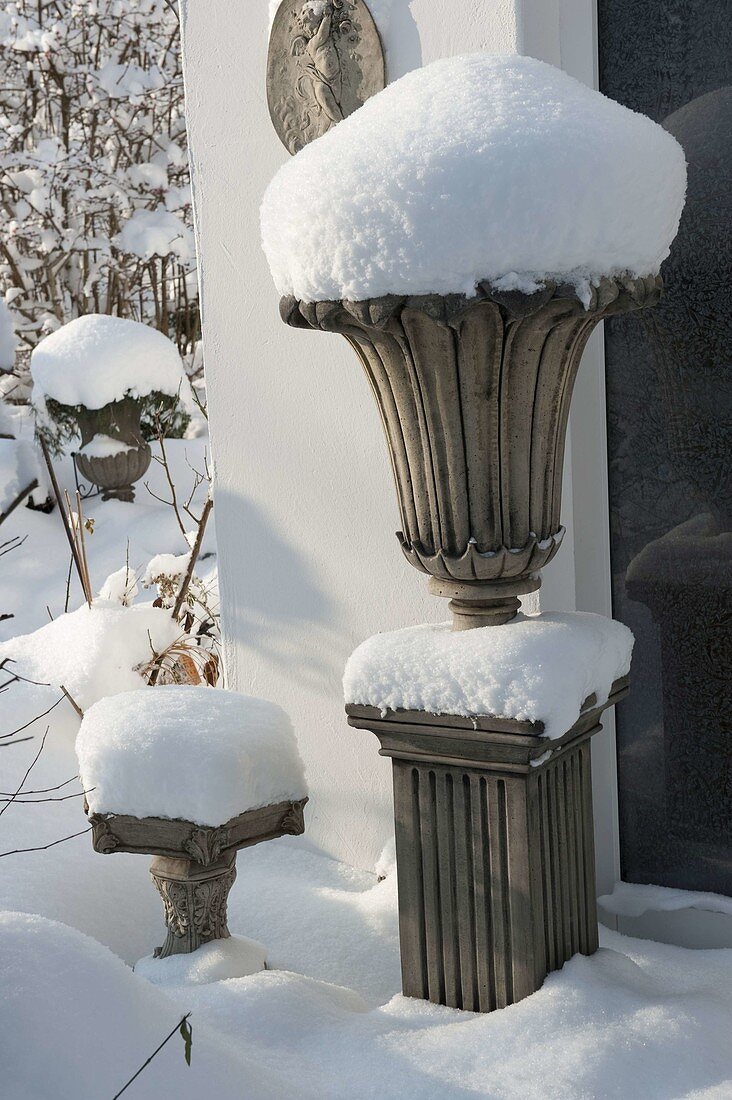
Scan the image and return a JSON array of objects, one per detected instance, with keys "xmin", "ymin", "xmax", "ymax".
[
  {"xmin": 30, "ymin": 314, "xmax": 194, "ymax": 412},
  {"xmin": 0, "ymin": 911, "xmax": 283, "ymax": 1100},
  {"xmin": 136, "ymin": 934, "xmax": 267, "ymax": 986},
  {"xmin": 0, "ymin": 600, "xmax": 180, "ymax": 711},
  {"xmin": 343, "ymin": 611, "xmax": 633, "ymax": 739},
  {"xmin": 261, "ymin": 53, "xmax": 686, "ymax": 302},
  {"xmin": 77, "ymin": 685, "xmax": 307, "ymax": 826}
]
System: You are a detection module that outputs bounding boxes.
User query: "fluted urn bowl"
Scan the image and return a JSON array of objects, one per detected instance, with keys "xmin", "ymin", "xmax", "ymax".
[{"xmin": 282, "ymin": 274, "xmax": 662, "ymax": 627}]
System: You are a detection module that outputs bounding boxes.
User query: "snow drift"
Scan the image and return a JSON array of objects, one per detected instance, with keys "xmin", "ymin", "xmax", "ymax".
[{"xmin": 0, "ymin": 600, "xmax": 180, "ymax": 711}]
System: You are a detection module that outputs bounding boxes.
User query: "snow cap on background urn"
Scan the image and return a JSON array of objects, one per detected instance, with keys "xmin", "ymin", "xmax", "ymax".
[
  {"xmin": 261, "ymin": 53, "xmax": 686, "ymax": 303},
  {"xmin": 30, "ymin": 314, "xmax": 194, "ymax": 415}
]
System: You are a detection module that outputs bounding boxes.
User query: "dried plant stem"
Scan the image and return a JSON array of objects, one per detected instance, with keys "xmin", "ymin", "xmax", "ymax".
[
  {"xmin": 39, "ymin": 438, "xmax": 92, "ymax": 606},
  {"xmin": 0, "ymin": 727, "xmax": 49, "ymax": 819},
  {"xmin": 112, "ymin": 1014, "xmax": 192, "ymax": 1099},
  {"xmin": 172, "ymin": 496, "xmax": 212, "ymax": 621},
  {"xmin": 148, "ymin": 495, "xmax": 213, "ymax": 686},
  {"xmin": 0, "ymin": 826, "xmax": 92, "ymax": 858},
  {"xmin": 60, "ymin": 684, "xmax": 84, "ymax": 719}
]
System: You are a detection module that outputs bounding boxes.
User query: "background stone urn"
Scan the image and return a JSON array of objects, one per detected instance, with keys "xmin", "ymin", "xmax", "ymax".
[
  {"xmin": 282, "ymin": 275, "xmax": 662, "ymax": 627},
  {"xmin": 73, "ymin": 396, "xmax": 151, "ymax": 502}
]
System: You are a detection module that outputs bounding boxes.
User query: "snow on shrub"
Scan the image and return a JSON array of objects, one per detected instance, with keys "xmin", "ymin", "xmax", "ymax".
[
  {"xmin": 261, "ymin": 53, "xmax": 686, "ymax": 302},
  {"xmin": 0, "ymin": 600, "xmax": 181, "ymax": 710},
  {"xmin": 115, "ymin": 208, "xmax": 194, "ymax": 265},
  {"xmin": 143, "ymin": 551, "xmax": 190, "ymax": 589},
  {"xmin": 0, "ymin": 1, "xmax": 198, "ymax": 360},
  {"xmin": 0, "ymin": 299, "xmax": 17, "ymax": 370},
  {"xmin": 76, "ymin": 685, "xmax": 307, "ymax": 825},
  {"xmin": 98, "ymin": 566, "xmax": 139, "ymax": 607},
  {"xmin": 30, "ymin": 314, "xmax": 195, "ymax": 449},
  {"xmin": 0, "ymin": 436, "xmax": 38, "ymax": 515}
]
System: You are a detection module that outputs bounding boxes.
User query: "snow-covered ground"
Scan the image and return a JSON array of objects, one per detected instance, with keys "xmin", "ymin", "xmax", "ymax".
[
  {"xmin": 2, "ymin": 409, "xmax": 732, "ymax": 1098},
  {"xmin": 3, "ymin": 812, "xmax": 732, "ymax": 1099}
]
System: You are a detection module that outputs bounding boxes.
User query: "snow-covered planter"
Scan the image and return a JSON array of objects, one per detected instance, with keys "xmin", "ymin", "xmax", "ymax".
[
  {"xmin": 263, "ymin": 54, "xmax": 686, "ymax": 628},
  {"xmin": 30, "ymin": 314, "xmax": 194, "ymax": 501},
  {"xmin": 77, "ymin": 686, "xmax": 308, "ymax": 962}
]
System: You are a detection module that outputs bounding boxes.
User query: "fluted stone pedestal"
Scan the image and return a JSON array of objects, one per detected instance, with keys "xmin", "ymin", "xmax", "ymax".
[{"xmin": 347, "ymin": 677, "xmax": 628, "ymax": 1011}]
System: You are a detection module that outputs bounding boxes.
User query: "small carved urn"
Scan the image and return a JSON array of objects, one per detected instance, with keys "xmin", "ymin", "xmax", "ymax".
[
  {"xmin": 86, "ymin": 797, "xmax": 308, "ymax": 958},
  {"xmin": 282, "ymin": 275, "xmax": 662, "ymax": 627},
  {"xmin": 73, "ymin": 397, "xmax": 151, "ymax": 503}
]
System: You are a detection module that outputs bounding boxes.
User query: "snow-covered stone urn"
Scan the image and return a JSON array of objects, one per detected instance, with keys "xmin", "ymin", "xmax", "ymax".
[
  {"xmin": 71, "ymin": 397, "xmax": 152, "ymax": 503},
  {"xmin": 30, "ymin": 315, "xmax": 194, "ymax": 502},
  {"xmin": 262, "ymin": 54, "xmax": 686, "ymax": 1014},
  {"xmin": 77, "ymin": 687, "xmax": 308, "ymax": 971},
  {"xmin": 263, "ymin": 55, "xmax": 686, "ymax": 628}
]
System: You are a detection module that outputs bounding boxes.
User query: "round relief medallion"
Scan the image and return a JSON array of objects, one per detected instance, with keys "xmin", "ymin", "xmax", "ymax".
[{"xmin": 267, "ymin": 0, "xmax": 386, "ymax": 155}]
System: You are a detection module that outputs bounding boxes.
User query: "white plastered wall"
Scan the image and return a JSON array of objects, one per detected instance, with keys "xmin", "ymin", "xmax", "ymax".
[{"xmin": 179, "ymin": 0, "xmax": 593, "ymax": 870}]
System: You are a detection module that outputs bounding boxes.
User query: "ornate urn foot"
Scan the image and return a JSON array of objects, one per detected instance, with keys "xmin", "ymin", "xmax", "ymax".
[
  {"xmin": 150, "ymin": 851, "xmax": 237, "ymax": 959},
  {"xmin": 429, "ymin": 576, "xmax": 542, "ymax": 630}
]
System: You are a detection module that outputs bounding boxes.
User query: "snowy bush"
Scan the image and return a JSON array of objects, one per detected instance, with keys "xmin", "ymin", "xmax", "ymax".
[
  {"xmin": 0, "ymin": 300, "xmax": 17, "ymax": 370},
  {"xmin": 0, "ymin": 1, "xmax": 198, "ymax": 363}
]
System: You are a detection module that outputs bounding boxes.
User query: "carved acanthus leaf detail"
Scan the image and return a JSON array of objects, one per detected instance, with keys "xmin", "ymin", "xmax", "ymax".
[
  {"xmin": 151, "ymin": 864, "xmax": 236, "ymax": 958},
  {"xmin": 89, "ymin": 814, "xmax": 120, "ymax": 854},
  {"xmin": 183, "ymin": 825, "xmax": 229, "ymax": 866},
  {"xmin": 281, "ymin": 798, "xmax": 307, "ymax": 836}
]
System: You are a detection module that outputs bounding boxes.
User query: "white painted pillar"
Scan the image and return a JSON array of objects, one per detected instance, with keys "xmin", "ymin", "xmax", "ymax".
[{"xmin": 179, "ymin": 0, "xmax": 598, "ymax": 868}]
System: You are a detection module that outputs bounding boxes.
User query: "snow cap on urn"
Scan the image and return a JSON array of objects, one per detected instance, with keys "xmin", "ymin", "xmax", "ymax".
[{"xmin": 261, "ymin": 53, "xmax": 686, "ymax": 303}]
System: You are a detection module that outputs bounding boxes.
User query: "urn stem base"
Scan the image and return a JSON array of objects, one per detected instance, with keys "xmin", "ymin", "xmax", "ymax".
[
  {"xmin": 428, "ymin": 575, "xmax": 541, "ymax": 630},
  {"xmin": 101, "ymin": 485, "xmax": 135, "ymax": 502}
]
